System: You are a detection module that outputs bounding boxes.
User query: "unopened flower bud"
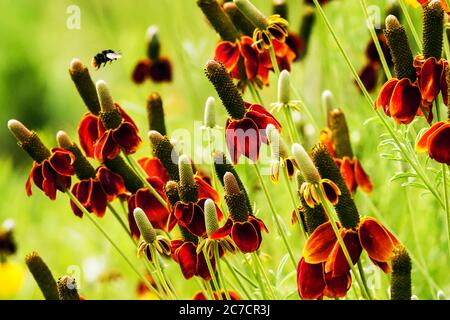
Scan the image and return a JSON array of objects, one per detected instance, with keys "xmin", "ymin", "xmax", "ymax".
[
  {"xmin": 146, "ymin": 92, "xmax": 166, "ymax": 136},
  {"xmin": 204, "ymin": 198, "xmax": 219, "ymax": 237},
  {"xmin": 164, "ymin": 181, "xmax": 180, "ymax": 207},
  {"xmin": 390, "ymin": 246, "xmax": 412, "ymax": 300},
  {"xmin": 328, "ymin": 108, "xmax": 354, "ymax": 158},
  {"xmin": 234, "ymin": 0, "xmax": 268, "ymax": 30},
  {"xmin": 178, "ymin": 155, "xmax": 198, "ymax": 203},
  {"xmin": 148, "ymin": 130, "xmax": 180, "ymax": 181},
  {"xmin": 25, "ymin": 252, "xmax": 59, "ymax": 300},
  {"xmin": 278, "ymin": 70, "xmax": 290, "ymax": 104},
  {"xmin": 291, "ymin": 144, "xmax": 321, "ymax": 184},
  {"xmin": 224, "ymin": 172, "xmax": 249, "ymax": 222},
  {"xmin": 69, "ymin": 58, "xmax": 101, "ymax": 115},
  {"xmin": 133, "ymin": 208, "xmax": 157, "ymax": 244},
  {"xmin": 204, "ymin": 97, "xmax": 216, "ymax": 128},
  {"xmin": 8, "ymin": 120, "xmax": 51, "ymax": 163},
  {"xmin": 8, "ymin": 119, "xmax": 32, "ymax": 143},
  {"xmin": 97, "ymin": 80, "xmax": 122, "ymax": 130}
]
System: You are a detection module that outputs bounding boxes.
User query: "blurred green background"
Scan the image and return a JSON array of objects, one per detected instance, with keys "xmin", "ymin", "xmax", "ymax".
[{"xmin": 0, "ymin": 0, "xmax": 448, "ymax": 300}]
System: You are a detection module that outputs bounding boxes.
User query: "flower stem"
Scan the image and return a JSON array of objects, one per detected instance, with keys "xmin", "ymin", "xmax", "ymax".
[
  {"xmin": 248, "ymin": 82, "xmax": 264, "ymax": 105},
  {"xmin": 252, "ymin": 252, "xmax": 277, "ymax": 299},
  {"xmin": 204, "ymin": 279, "xmax": 216, "ymax": 300},
  {"xmin": 65, "ymin": 190, "xmax": 164, "ymax": 299},
  {"xmin": 269, "ymin": 41, "xmax": 280, "ymax": 76},
  {"xmin": 223, "ymin": 258, "xmax": 253, "ymax": 299},
  {"xmin": 202, "ymin": 247, "xmax": 223, "ymax": 300},
  {"xmin": 315, "ymin": 186, "xmax": 371, "ymax": 300},
  {"xmin": 398, "ymin": 0, "xmax": 422, "ymax": 51},
  {"xmin": 283, "ymin": 105, "xmax": 301, "ymax": 144},
  {"xmin": 253, "ymin": 163, "xmax": 297, "ymax": 268},
  {"xmin": 357, "ymin": 260, "xmax": 374, "ymax": 300},
  {"xmin": 123, "ymin": 153, "xmax": 169, "ymax": 210},
  {"xmin": 359, "ymin": 0, "xmax": 392, "ymax": 79},
  {"xmin": 214, "ymin": 243, "xmax": 231, "ymax": 300},
  {"xmin": 107, "ymin": 204, "xmax": 134, "ymax": 244},
  {"xmin": 150, "ymin": 245, "xmax": 174, "ymax": 299},
  {"xmin": 312, "ymin": 0, "xmax": 445, "ymax": 209}
]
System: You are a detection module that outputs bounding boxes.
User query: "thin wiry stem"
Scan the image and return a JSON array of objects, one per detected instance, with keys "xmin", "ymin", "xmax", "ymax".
[
  {"xmin": 214, "ymin": 243, "xmax": 231, "ymax": 300},
  {"xmin": 202, "ymin": 247, "xmax": 223, "ymax": 300},
  {"xmin": 398, "ymin": 0, "xmax": 422, "ymax": 51}
]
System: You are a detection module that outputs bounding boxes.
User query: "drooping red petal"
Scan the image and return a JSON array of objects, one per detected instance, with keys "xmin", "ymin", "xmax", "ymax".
[
  {"xmin": 231, "ymin": 221, "xmax": 261, "ymax": 253},
  {"xmin": 89, "ymin": 180, "xmax": 108, "ymax": 218},
  {"xmin": 210, "ymin": 218, "xmax": 233, "ymax": 239},
  {"xmin": 374, "ymin": 79, "xmax": 397, "ymax": 116},
  {"xmin": 49, "ymin": 149, "xmax": 75, "ymax": 176},
  {"xmin": 42, "ymin": 162, "xmax": 57, "ymax": 200},
  {"xmin": 75, "ymin": 179, "xmax": 92, "ymax": 205},
  {"xmin": 226, "ymin": 118, "xmax": 261, "ymax": 164},
  {"xmin": 138, "ymin": 157, "xmax": 170, "ymax": 183},
  {"xmin": 239, "ymin": 36, "xmax": 259, "ymax": 80},
  {"xmin": 174, "ymin": 202, "xmax": 195, "ymax": 226},
  {"xmin": 303, "ymin": 221, "xmax": 337, "ymax": 264},
  {"xmin": 416, "ymin": 121, "xmax": 446, "ymax": 152},
  {"xmin": 195, "ymin": 176, "xmax": 220, "ymax": 204},
  {"xmin": 26, "ymin": 163, "xmax": 39, "ymax": 196},
  {"xmin": 97, "ymin": 166, "xmax": 126, "ymax": 198},
  {"xmin": 389, "ymin": 78, "xmax": 421, "ymax": 124},
  {"xmin": 94, "ymin": 131, "xmax": 121, "ymax": 162},
  {"xmin": 196, "ymin": 250, "xmax": 215, "ymax": 280},
  {"xmin": 427, "ymin": 123, "xmax": 450, "ymax": 165},
  {"xmin": 359, "ymin": 217, "xmax": 397, "ymax": 262},
  {"xmin": 296, "ymin": 258, "xmax": 326, "ymax": 300},
  {"xmin": 176, "ymin": 242, "xmax": 198, "ymax": 279},
  {"xmin": 148, "ymin": 57, "xmax": 173, "ymax": 82},
  {"xmin": 419, "ymin": 57, "xmax": 443, "ymax": 104},
  {"xmin": 70, "ymin": 183, "xmax": 84, "ymax": 218},
  {"xmin": 369, "ymin": 257, "xmax": 391, "ymax": 273},
  {"xmin": 112, "ymin": 122, "xmax": 142, "ymax": 155},
  {"xmin": 135, "ymin": 185, "xmax": 169, "ymax": 231},
  {"xmin": 339, "ymin": 157, "xmax": 356, "ymax": 194},
  {"xmin": 325, "ymin": 229, "xmax": 362, "ymax": 277},
  {"xmin": 353, "ymin": 158, "xmax": 373, "ymax": 193},
  {"xmin": 78, "ymin": 113, "xmax": 100, "ymax": 158},
  {"xmin": 358, "ymin": 63, "xmax": 379, "ymax": 93},
  {"xmin": 215, "ymin": 41, "xmax": 241, "ymax": 73},
  {"xmin": 132, "ymin": 59, "xmax": 151, "ymax": 84},
  {"xmin": 127, "ymin": 194, "xmax": 139, "ymax": 238},
  {"xmin": 185, "ymin": 203, "xmax": 207, "ymax": 237},
  {"xmin": 323, "ymin": 271, "xmax": 352, "ymax": 298}
]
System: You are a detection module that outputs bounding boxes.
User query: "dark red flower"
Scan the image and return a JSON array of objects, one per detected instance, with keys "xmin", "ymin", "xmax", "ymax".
[
  {"xmin": 128, "ymin": 177, "xmax": 170, "ymax": 238},
  {"xmin": 193, "ymin": 290, "xmax": 241, "ymax": 300},
  {"xmin": 374, "ymin": 78, "xmax": 422, "ymax": 124},
  {"xmin": 70, "ymin": 166, "xmax": 126, "ymax": 218},
  {"xmin": 416, "ymin": 121, "xmax": 450, "ymax": 165},
  {"xmin": 132, "ymin": 58, "xmax": 172, "ymax": 84},
  {"xmin": 26, "ymin": 148, "xmax": 75, "ymax": 200},
  {"xmin": 358, "ymin": 63, "xmax": 379, "ymax": 93},
  {"xmin": 138, "ymin": 156, "xmax": 170, "ymax": 183},
  {"xmin": 285, "ymin": 31, "xmax": 303, "ymax": 62},
  {"xmin": 226, "ymin": 102, "xmax": 281, "ymax": 164},
  {"xmin": 258, "ymin": 39, "xmax": 296, "ymax": 84},
  {"xmin": 414, "ymin": 56, "xmax": 449, "ymax": 109},
  {"xmin": 335, "ymin": 157, "xmax": 373, "ymax": 194},
  {"xmin": 170, "ymin": 240, "xmax": 216, "ymax": 281},
  {"xmin": 211, "ymin": 215, "xmax": 267, "ymax": 253}
]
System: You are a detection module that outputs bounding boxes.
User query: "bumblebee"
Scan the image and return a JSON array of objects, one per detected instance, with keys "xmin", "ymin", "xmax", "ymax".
[{"xmin": 91, "ymin": 49, "xmax": 122, "ymax": 69}]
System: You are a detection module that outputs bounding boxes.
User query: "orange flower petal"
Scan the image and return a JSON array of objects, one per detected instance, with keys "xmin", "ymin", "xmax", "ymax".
[
  {"xmin": 389, "ymin": 78, "xmax": 422, "ymax": 124},
  {"xmin": 296, "ymin": 259, "xmax": 326, "ymax": 300},
  {"xmin": 339, "ymin": 157, "xmax": 356, "ymax": 194},
  {"xmin": 375, "ymin": 79, "xmax": 398, "ymax": 116},
  {"xmin": 303, "ymin": 222, "xmax": 337, "ymax": 264},
  {"xmin": 325, "ymin": 229, "xmax": 362, "ymax": 277},
  {"xmin": 419, "ymin": 57, "xmax": 443, "ymax": 104},
  {"xmin": 359, "ymin": 217, "xmax": 397, "ymax": 262},
  {"xmin": 353, "ymin": 158, "xmax": 373, "ymax": 193},
  {"xmin": 416, "ymin": 121, "xmax": 446, "ymax": 152},
  {"xmin": 428, "ymin": 123, "xmax": 450, "ymax": 165}
]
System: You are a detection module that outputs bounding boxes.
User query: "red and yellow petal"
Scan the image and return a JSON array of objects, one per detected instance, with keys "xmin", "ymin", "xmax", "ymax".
[
  {"xmin": 323, "ymin": 271, "xmax": 352, "ymax": 298},
  {"xmin": 48, "ymin": 149, "xmax": 75, "ymax": 176},
  {"xmin": 94, "ymin": 131, "xmax": 121, "ymax": 162},
  {"xmin": 375, "ymin": 79, "xmax": 398, "ymax": 116},
  {"xmin": 359, "ymin": 217, "xmax": 398, "ymax": 263},
  {"xmin": 389, "ymin": 78, "xmax": 422, "ymax": 124},
  {"xmin": 112, "ymin": 122, "xmax": 142, "ymax": 155},
  {"xmin": 210, "ymin": 218, "xmax": 233, "ymax": 240},
  {"xmin": 303, "ymin": 221, "xmax": 337, "ymax": 264},
  {"xmin": 416, "ymin": 121, "xmax": 446, "ymax": 152},
  {"xmin": 195, "ymin": 176, "xmax": 220, "ymax": 205},
  {"xmin": 353, "ymin": 158, "xmax": 373, "ymax": 193},
  {"xmin": 215, "ymin": 41, "xmax": 241, "ymax": 73},
  {"xmin": 296, "ymin": 258, "xmax": 326, "ymax": 300},
  {"xmin": 231, "ymin": 221, "xmax": 261, "ymax": 253},
  {"xmin": 78, "ymin": 113, "xmax": 100, "ymax": 158},
  {"xmin": 325, "ymin": 229, "xmax": 362, "ymax": 277},
  {"xmin": 138, "ymin": 157, "xmax": 170, "ymax": 183},
  {"xmin": 427, "ymin": 123, "xmax": 450, "ymax": 165}
]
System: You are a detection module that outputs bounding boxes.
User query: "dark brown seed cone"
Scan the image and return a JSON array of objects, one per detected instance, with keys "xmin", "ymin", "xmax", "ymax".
[
  {"xmin": 391, "ymin": 246, "xmax": 412, "ymax": 300},
  {"xmin": 149, "ymin": 131, "xmax": 180, "ymax": 182},
  {"xmin": 300, "ymin": 202, "xmax": 327, "ymax": 235},
  {"xmin": 104, "ymin": 156, "xmax": 143, "ymax": 193},
  {"xmin": 164, "ymin": 181, "xmax": 180, "ymax": 207},
  {"xmin": 19, "ymin": 132, "xmax": 52, "ymax": 163},
  {"xmin": 214, "ymin": 151, "xmax": 252, "ymax": 213},
  {"xmin": 205, "ymin": 60, "xmax": 246, "ymax": 120},
  {"xmin": 225, "ymin": 192, "xmax": 249, "ymax": 222},
  {"xmin": 423, "ymin": 1, "xmax": 444, "ymax": 60},
  {"xmin": 178, "ymin": 184, "xmax": 199, "ymax": 204},
  {"xmin": 64, "ymin": 143, "xmax": 96, "ymax": 180},
  {"xmin": 100, "ymin": 108, "xmax": 122, "ymax": 130},
  {"xmin": 328, "ymin": 108, "xmax": 354, "ymax": 158},
  {"xmin": 197, "ymin": 0, "xmax": 240, "ymax": 42},
  {"xmin": 179, "ymin": 225, "xmax": 199, "ymax": 244},
  {"xmin": 25, "ymin": 252, "xmax": 59, "ymax": 300},
  {"xmin": 69, "ymin": 59, "xmax": 101, "ymax": 115},
  {"xmin": 384, "ymin": 16, "xmax": 416, "ymax": 81},
  {"xmin": 57, "ymin": 276, "xmax": 80, "ymax": 300},
  {"xmin": 273, "ymin": 0, "xmax": 288, "ymax": 19},
  {"xmin": 297, "ymin": 6, "xmax": 316, "ymax": 60},
  {"xmin": 146, "ymin": 92, "xmax": 167, "ymax": 136},
  {"xmin": 223, "ymin": 2, "xmax": 255, "ymax": 37},
  {"xmin": 311, "ymin": 143, "xmax": 360, "ymax": 229}
]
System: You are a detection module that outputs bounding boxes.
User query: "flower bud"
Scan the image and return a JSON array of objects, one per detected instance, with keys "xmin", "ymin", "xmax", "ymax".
[
  {"xmin": 25, "ymin": 252, "xmax": 59, "ymax": 300},
  {"xmin": 423, "ymin": 0, "xmax": 444, "ymax": 60},
  {"xmin": 224, "ymin": 172, "xmax": 249, "ymax": 222},
  {"xmin": 277, "ymin": 70, "xmax": 290, "ymax": 104},
  {"xmin": 134, "ymin": 208, "xmax": 157, "ymax": 244},
  {"xmin": 148, "ymin": 130, "xmax": 180, "ymax": 181},
  {"xmin": 291, "ymin": 144, "xmax": 321, "ymax": 184},
  {"xmin": 205, "ymin": 60, "xmax": 246, "ymax": 120},
  {"xmin": 328, "ymin": 108, "xmax": 354, "ymax": 158},
  {"xmin": 204, "ymin": 97, "xmax": 216, "ymax": 128},
  {"xmin": 322, "ymin": 90, "xmax": 336, "ymax": 115},
  {"xmin": 146, "ymin": 26, "xmax": 160, "ymax": 61},
  {"xmin": 8, "ymin": 120, "xmax": 51, "ymax": 163},
  {"xmin": 384, "ymin": 15, "xmax": 416, "ymax": 81},
  {"xmin": 97, "ymin": 80, "xmax": 122, "ymax": 130},
  {"xmin": 204, "ymin": 198, "xmax": 219, "ymax": 237},
  {"xmin": 146, "ymin": 92, "xmax": 167, "ymax": 136},
  {"xmin": 197, "ymin": 0, "xmax": 240, "ymax": 42},
  {"xmin": 223, "ymin": 2, "xmax": 255, "ymax": 37},
  {"xmin": 57, "ymin": 276, "xmax": 80, "ymax": 300},
  {"xmin": 164, "ymin": 180, "xmax": 180, "ymax": 207},
  {"xmin": 234, "ymin": 0, "xmax": 268, "ymax": 30},
  {"xmin": 390, "ymin": 246, "xmax": 412, "ymax": 300},
  {"xmin": 69, "ymin": 58, "xmax": 101, "ymax": 115},
  {"xmin": 178, "ymin": 155, "xmax": 198, "ymax": 203}
]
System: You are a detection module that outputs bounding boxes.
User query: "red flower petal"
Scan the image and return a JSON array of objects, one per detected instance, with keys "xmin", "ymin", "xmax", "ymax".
[
  {"xmin": 389, "ymin": 78, "xmax": 421, "ymax": 124},
  {"xmin": 89, "ymin": 180, "xmax": 108, "ymax": 218},
  {"xmin": 49, "ymin": 149, "xmax": 75, "ymax": 176},
  {"xmin": 240, "ymin": 37, "xmax": 259, "ymax": 80},
  {"xmin": 419, "ymin": 57, "xmax": 443, "ymax": 104},
  {"xmin": 78, "ymin": 113, "xmax": 100, "ymax": 158},
  {"xmin": 176, "ymin": 242, "xmax": 198, "ymax": 279},
  {"xmin": 226, "ymin": 118, "xmax": 261, "ymax": 164},
  {"xmin": 353, "ymin": 158, "xmax": 373, "ymax": 193},
  {"xmin": 97, "ymin": 166, "xmax": 126, "ymax": 199},
  {"xmin": 26, "ymin": 163, "xmax": 39, "ymax": 196},
  {"xmin": 70, "ymin": 183, "xmax": 84, "ymax": 218},
  {"xmin": 112, "ymin": 122, "xmax": 142, "ymax": 155},
  {"xmin": 138, "ymin": 157, "xmax": 170, "ymax": 183},
  {"xmin": 359, "ymin": 217, "xmax": 397, "ymax": 262},
  {"xmin": 325, "ymin": 229, "xmax": 362, "ymax": 277},
  {"xmin": 196, "ymin": 176, "xmax": 220, "ymax": 205},
  {"xmin": 339, "ymin": 157, "xmax": 356, "ymax": 194},
  {"xmin": 323, "ymin": 271, "xmax": 352, "ymax": 298},
  {"xmin": 210, "ymin": 218, "xmax": 233, "ymax": 239},
  {"xmin": 94, "ymin": 131, "xmax": 121, "ymax": 162},
  {"xmin": 375, "ymin": 79, "xmax": 398, "ymax": 116},
  {"xmin": 215, "ymin": 41, "xmax": 241, "ymax": 73},
  {"xmin": 196, "ymin": 250, "xmax": 215, "ymax": 280},
  {"xmin": 42, "ymin": 162, "xmax": 57, "ymax": 200},
  {"xmin": 135, "ymin": 185, "xmax": 169, "ymax": 231},
  {"xmin": 132, "ymin": 59, "xmax": 151, "ymax": 84},
  {"xmin": 427, "ymin": 122, "xmax": 450, "ymax": 165},
  {"xmin": 296, "ymin": 258, "xmax": 326, "ymax": 300},
  {"xmin": 148, "ymin": 57, "xmax": 173, "ymax": 82},
  {"xmin": 303, "ymin": 221, "xmax": 337, "ymax": 264},
  {"xmin": 231, "ymin": 221, "xmax": 261, "ymax": 253}
]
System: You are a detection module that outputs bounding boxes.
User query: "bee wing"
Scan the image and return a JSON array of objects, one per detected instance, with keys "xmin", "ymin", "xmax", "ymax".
[{"xmin": 106, "ymin": 52, "xmax": 122, "ymax": 60}]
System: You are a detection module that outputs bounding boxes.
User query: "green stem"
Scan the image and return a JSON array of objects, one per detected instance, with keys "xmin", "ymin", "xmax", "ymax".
[
  {"xmin": 123, "ymin": 153, "xmax": 169, "ymax": 210},
  {"xmin": 253, "ymin": 163, "xmax": 297, "ymax": 268},
  {"xmin": 150, "ymin": 245, "xmax": 174, "ymax": 299},
  {"xmin": 214, "ymin": 243, "xmax": 231, "ymax": 300},
  {"xmin": 194, "ymin": 277, "xmax": 210, "ymax": 300},
  {"xmin": 227, "ymin": 259, "xmax": 258, "ymax": 288},
  {"xmin": 107, "ymin": 204, "xmax": 133, "ymax": 244},
  {"xmin": 252, "ymin": 253, "xmax": 277, "ymax": 299},
  {"xmin": 315, "ymin": 186, "xmax": 371, "ymax": 300},
  {"xmin": 248, "ymin": 82, "xmax": 264, "ymax": 105},
  {"xmin": 398, "ymin": 0, "xmax": 422, "ymax": 51},
  {"xmin": 283, "ymin": 105, "xmax": 301, "ymax": 144},
  {"xmin": 246, "ymin": 254, "xmax": 268, "ymax": 299},
  {"xmin": 202, "ymin": 247, "xmax": 222, "ymax": 300},
  {"xmin": 223, "ymin": 258, "xmax": 253, "ymax": 299},
  {"xmin": 312, "ymin": 0, "xmax": 445, "ymax": 209},
  {"xmin": 204, "ymin": 279, "xmax": 216, "ymax": 300},
  {"xmin": 357, "ymin": 260, "xmax": 374, "ymax": 300},
  {"xmin": 443, "ymin": 164, "xmax": 450, "ymax": 258},
  {"xmin": 269, "ymin": 41, "xmax": 281, "ymax": 76},
  {"xmin": 65, "ymin": 190, "xmax": 164, "ymax": 300},
  {"xmin": 359, "ymin": 0, "xmax": 392, "ymax": 79}
]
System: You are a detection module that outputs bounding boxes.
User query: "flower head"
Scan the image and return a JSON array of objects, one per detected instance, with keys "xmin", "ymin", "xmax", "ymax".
[{"xmin": 416, "ymin": 121, "xmax": 450, "ymax": 165}]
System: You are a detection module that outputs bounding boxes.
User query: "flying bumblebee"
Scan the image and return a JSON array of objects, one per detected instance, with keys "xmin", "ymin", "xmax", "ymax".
[{"xmin": 91, "ymin": 49, "xmax": 122, "ymax": 69}]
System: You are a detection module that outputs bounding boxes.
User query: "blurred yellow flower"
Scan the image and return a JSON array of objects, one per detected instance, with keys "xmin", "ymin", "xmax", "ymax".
[
  {"xmin": 0, "ymin": 262, "xmax": 25, "ymax": 297},
  {"xmin": 405, "ymin": 0, "xmax": 421, "ymax": 8}
]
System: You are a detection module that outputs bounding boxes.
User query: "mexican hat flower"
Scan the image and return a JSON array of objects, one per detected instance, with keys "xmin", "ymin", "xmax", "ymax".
[
  {"xmin": 8, "ymin": 120, "xmax": 75, "ymax": 200},
  {"xmin": 205, "ymin": 60, "xmax": 281, "ymax": 164},
  {"xmin": 193, "ymin": 290, "xmax": 241, "ymax": 300},
  {"xmin": 416, "ymin": 120, "xmax": 450, "ymax": 165},
  {"xmin": 211, "ymin": 172, "xmax": 267, "ymax": 253}
]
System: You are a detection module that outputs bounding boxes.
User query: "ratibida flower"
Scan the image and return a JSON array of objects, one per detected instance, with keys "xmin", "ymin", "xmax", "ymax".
[
  {"xmin": 205, "ymin": 60, "xmax": 281, "ymax": 163},
  {"xmin": 235, "ymin": 0, "xmax": 289, "ymax": 53},
  {"xmin": 134, "ymin": 208, "xmax": 171, "ymax": 262},
  {"xmin": 169, "ymin": 155, "xmax": 223, "ymax": 237},
  {"xmin": 416, "ymin": 120, "xmax": 450, "ymax": 165},
  {"xmin": 266, "ymin": 123, "xmax": 297, "ymax": 182},
  {"xmin": 291, "ymin": 143, "xmax": 340, "ymax": 208},
  {"xmin": 132, "ymin": 26, "xmax": 172, "ymax": 84},
  {"xmin": 211, "ymin": 172, "xmax": 267, "ymax": 253},
  {"xmin": 8, "ymin": 120, "xmax": 75, "ymax": 200},
  {"xmin": 57, "ymin": 131, "xmax": 126, "ymax": 218}
]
